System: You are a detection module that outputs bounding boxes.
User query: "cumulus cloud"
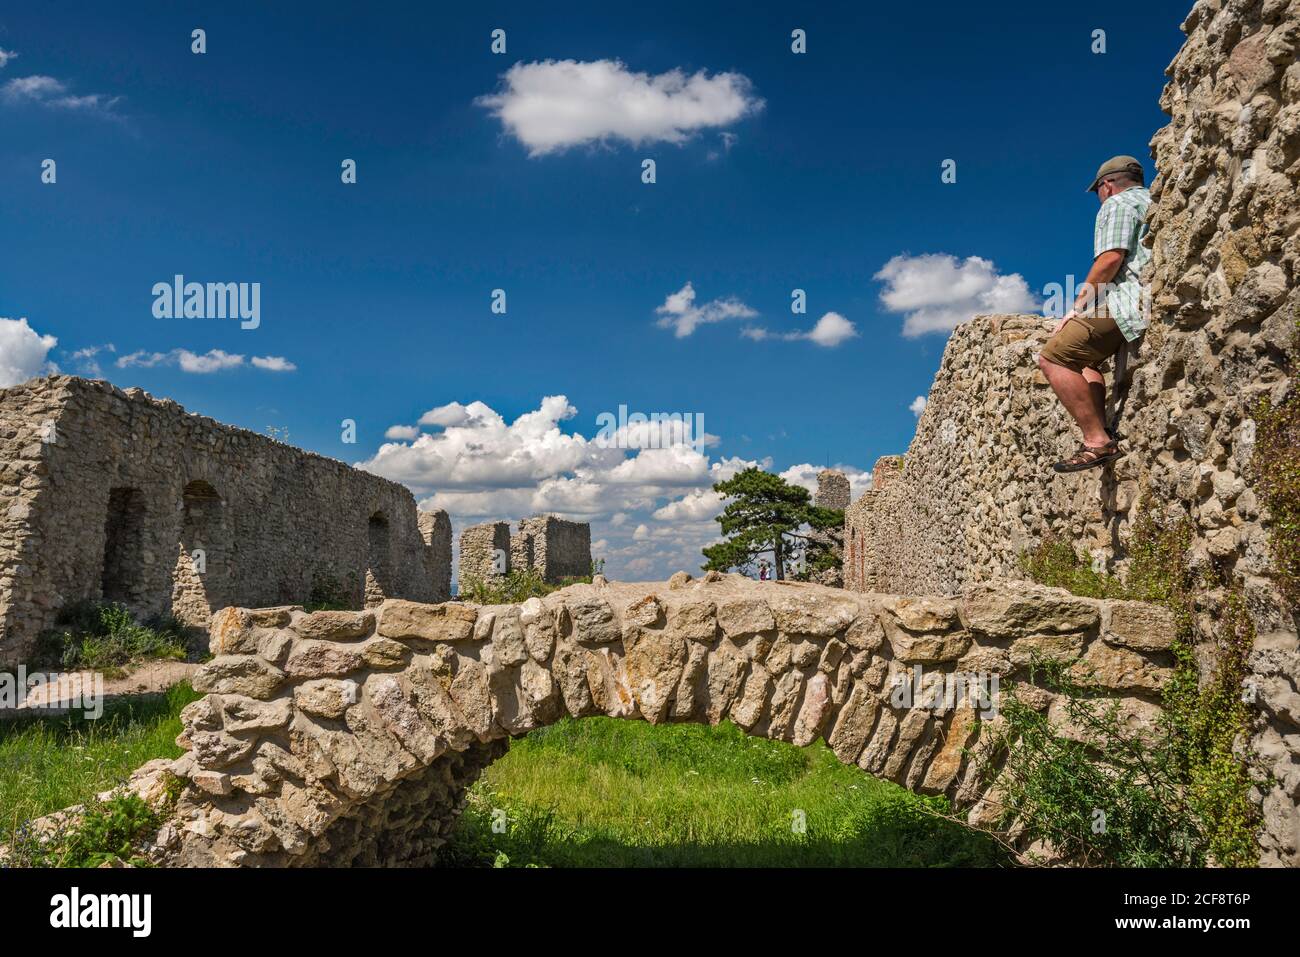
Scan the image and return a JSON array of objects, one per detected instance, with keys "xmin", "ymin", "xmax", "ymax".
[
  {"xmin": 742, "ymin": 311, "xmax": 859, "ymax": 348},
  {"xmin": 0, "ymin": 48, "xmax": 19, "ymax": 68},
  {"xmin": 359, "ymin": 395, "xmax": 863, "ymax": 582},
  {"xmin": 477, "ymin": 59, "xmax": 763, "ymax": 157},
  {"xmin": 655, "ymin": 282, "xmax": 756, "ymax": 338},
  {"xmin": 874, "ymin": 253, "xmax": 1038, "ymax": 337},
  {"xmin": 0, "ymin": 317, "xmax": 58, "ymax": 387},
  {"xmin": 910, "ymin": 396, "xmax": 927, "ymax": 417},
  {"xmin": 115, "ymin": 349, "xmax": 295, "ymax": 374},
  {"xmin": 2, "ymin": 73, "xmax": 121, "ymax": 114}
]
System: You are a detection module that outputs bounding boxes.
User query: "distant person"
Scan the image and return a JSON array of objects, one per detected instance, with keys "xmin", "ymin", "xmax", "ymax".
[
  {"xmin": 1039, "ymin": 155, "xmax": 1151, "ymax": 473},
  {"xmin": 758, "ymin": 559, "xmax": 771, "ymax": 581}
]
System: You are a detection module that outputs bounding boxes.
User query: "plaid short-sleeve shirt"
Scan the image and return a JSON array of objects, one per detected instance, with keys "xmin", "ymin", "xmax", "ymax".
[{"xmin": 1094, "ymin": 186, "xmax": 1151, "ymax": 342}]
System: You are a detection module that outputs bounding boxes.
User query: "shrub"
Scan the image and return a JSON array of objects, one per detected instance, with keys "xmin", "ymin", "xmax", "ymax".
[
  {"xmin": 33, "ymin": 602, "xmax": 190, "ymax": 676},
  {"xmin": 6, "ymin": 792, "xmax": 162, "ymax": 868},
  {"xmin": 460, "ymin": 568, "xmax": 563, "ymax": 604},
  {"xmin": 1011, "ymin": 504, "xmax": 1258, "ymax": 866}
]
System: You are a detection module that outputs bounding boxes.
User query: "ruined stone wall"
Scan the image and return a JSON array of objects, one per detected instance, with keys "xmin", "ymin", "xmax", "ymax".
[
  {"xmin": 518, "ymin": 515, "xmax": 592, "ymax": 583},
  {"xmin": 845, "ymin": 0, "xmax": 1299, "ymax": 863},
  {"xmin": 807, "ymin": 468, "xmax": 850, "ymax": 587},
  {"xmin": 461, "ymin": 516, "xmax": 592, "ymax": 587},
  {"xmin": 815, "ymin": 469, "xmax": 851, "ymax": 511},
  {"xmin": 1144, "ymin": 0, "xmax": 1300, "ymax": 866},
  {"xmin": 458, "ymin": 521, "xmax": 510, "ymax": 585},
  {"xmin": 418, "ymin": 511, "xmax": 453, "ymax": 603},
  {"xmin": 138, "ymin": 574, "xmax": 1175, "ymax": 866},
  {"xmin": 0, "ymin": 376, "xmax": 451, "ymax": 665},
  {"xmin": 843, "ymin": 316, "xmax": 1108, "ymax": 596}
]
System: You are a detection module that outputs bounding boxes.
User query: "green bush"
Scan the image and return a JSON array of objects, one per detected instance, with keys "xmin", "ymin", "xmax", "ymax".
[
  {"xmin": 32, "ymin": 602, "xmax": 190, "ymax": 676},
  {"xmin": 7, "ymin": 792, "xmax": 162, "ymax": 868},
  {"xmin": 991, "ymin": 659, "xmax": 1206, "ymax": 866},
  {"xmin": 1013, "ymin": 506, "xmax": 1258, "ymax": 866},
  {"xmin": 460, "ymin": 568, "xmax": 565, "ymax": 604}
]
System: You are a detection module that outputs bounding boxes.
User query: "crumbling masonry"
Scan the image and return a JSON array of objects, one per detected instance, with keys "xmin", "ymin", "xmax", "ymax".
[
  {"xmin": 0, "ymin": 376, "xmax": 452, "ymax": 666},
  {"xmin": 459, "ymin": 515, "xmax": 592, "ymax": 586},
  {"xmin": 846, "ymin": 0, "xmax": 1300, "ymax": 865}
]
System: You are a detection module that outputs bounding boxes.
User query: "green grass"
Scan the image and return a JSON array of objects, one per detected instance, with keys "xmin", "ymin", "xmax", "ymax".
[
  {"xmin": 2, "ymin": 683, "xmax": 1005, "ymax": 868},
  {"xmin": 439, "ymin": 717, "xmax": 1008, "ymax": 867},
  {"xmin": 0, "ymin": 682, "xmax": 200, "ymax": 852}
]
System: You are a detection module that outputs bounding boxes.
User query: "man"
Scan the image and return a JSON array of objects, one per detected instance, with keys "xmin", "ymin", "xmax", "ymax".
[{"xmin": 1039, "ymin": 155, "xmax": 1152, "ymax": 472}]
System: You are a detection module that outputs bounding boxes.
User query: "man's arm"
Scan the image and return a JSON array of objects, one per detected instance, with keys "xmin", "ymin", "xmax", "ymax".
[{"xmin": 1062, "ymin": 249, "xmax": 1126, "ymax": 321}]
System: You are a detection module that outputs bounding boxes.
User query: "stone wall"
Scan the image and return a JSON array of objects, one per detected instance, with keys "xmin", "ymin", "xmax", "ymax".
[
  {"xmin": 515, "ymin": 515, "xmax": 592, "ymax": 583},
  {"xmin": 134, "ymin": 574, "xmax": 1176, "ymax": 866},
  {"xmin": 808, "ymin": 468, "xmax": 849, "ymax": 587},
  {"xmin": 460, "ymin": 515, "xmax": 592, "ymax": 587},
  {"xmin": 418, "ymin": 511, "xmax": 453, "ymax": 604},
  {"xmin": 845, "ymin": 0, "xmax": 1299, "ymax": 863},
  {"xmin": 458, "ymin": 521, "xmax": 511, "ymax": 585},
  {"xmin": 0, "ymin": 376, "xmax": 452, "ymax": 665},
  {"xmin": 843, "ymin": 315, "xmax": 1108, "ymax": 596},
  {"xmin": 815, "ymin": 469, "xmax": 851, "ymax": 511}
]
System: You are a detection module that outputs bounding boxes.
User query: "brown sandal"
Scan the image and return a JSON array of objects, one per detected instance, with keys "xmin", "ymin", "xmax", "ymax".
[{"xmin": 1052, "ymin": 440, "xmax": 1122, "ymax": 473}]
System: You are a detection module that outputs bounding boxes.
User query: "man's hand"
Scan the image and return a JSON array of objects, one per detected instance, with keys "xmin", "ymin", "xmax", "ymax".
[{"xmin": 1051, "ymin": 311, "xmax": 1076, "ymax": 335}]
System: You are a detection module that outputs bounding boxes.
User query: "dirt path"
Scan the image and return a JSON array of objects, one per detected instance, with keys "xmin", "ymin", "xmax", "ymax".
[{"xmin": 0, "ymin": 660, "xmax": 200, "ymax": 718}]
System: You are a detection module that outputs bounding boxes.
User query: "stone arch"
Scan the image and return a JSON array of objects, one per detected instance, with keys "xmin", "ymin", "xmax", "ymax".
[
  {"xmin": 171, "ymin": 479, "xmax": 227, "ymax": 627},
  {"xmin": 154, "ymin": 574, "xmax": 1175, "ymax": 866},
  {"xmin": 101, "ymin": 487, "xmax": 148, "ymax": 608},
  {"xmin": 364, "ymin": 511, "xmax": 392, "ymax": 608}
]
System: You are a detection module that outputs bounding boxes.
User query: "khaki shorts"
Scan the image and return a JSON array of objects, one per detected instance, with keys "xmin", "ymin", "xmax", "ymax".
[{"xmin": 1040, "ymin": 309, "xmax": 1126, "ymax": 373}]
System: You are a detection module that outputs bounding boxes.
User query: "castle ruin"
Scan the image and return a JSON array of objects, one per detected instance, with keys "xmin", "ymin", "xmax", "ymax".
[
  {"xmin": 459, "ymin": 515, "xmax": 592, "ymax": 587},
  {"xmin": 0, "ymin": 376, "xmax": 452, "ymax": 665}
]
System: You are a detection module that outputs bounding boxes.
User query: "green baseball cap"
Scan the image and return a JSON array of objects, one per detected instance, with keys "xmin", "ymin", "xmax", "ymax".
[{"xmin": 1087, "ymin": 155, "xmax": 1145, "ymax": 192}]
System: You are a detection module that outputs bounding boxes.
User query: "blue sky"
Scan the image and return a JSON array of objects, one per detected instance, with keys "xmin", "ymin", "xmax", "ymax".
[{"xmin": 0, "ymin": 1, "xmax": 1190, "ymax": 579}]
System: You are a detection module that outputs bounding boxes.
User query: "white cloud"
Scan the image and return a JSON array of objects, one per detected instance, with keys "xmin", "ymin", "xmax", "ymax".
[
  {"xmin": 0, "ymin": 49, "xmax": 20, "ymax": 69},
  {"xmin": 0, "ymin": 317, "xmax": 58, "ymax": 387},
  {"xmin": 655, "ymin": 282, "xmax": 756, "ymax": 338},
  {"xmin": 385, "ymin": 424, "xmax": 420, "ymax": 441},
  {"xmin": 67, "ymin": 343, "xmax": 115, "ymax": 377},
  {"xmin": 743, "ymin": 311, "xmax": 859, "ymax": 348},
  {"xmin": 2, "ymin": 73, "xmax": 121, "ymax": 114},
  {"xmin": 115, "ymin": 349, "xmax": 294, "ymax": 374},
  {"xmin": 477, "ymin": 59, "xmax": 763, "ymax": 157},
  {"xmin": 177, "ymin": 349, "xmax": 244, "ymax": 373},
  {"xmin": 358, "ymin": 395, "xmax": 865, "ymax": 582},
  {"xmin": 910, "ymin": 395, "xmax": 927, "ymax": 417},
  {"xmin": 874, "ymin": 253, "xmax": 1039, "ymax": 337}
]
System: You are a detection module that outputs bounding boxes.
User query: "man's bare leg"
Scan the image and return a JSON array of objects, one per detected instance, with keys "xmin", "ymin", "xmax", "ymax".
[
  {"xmin": 1083, "ymin": 366, "xmax": 1108, "ymax": 432},
  {"xmin": 1039, "ymin": 356, "xmax": 1111, "ymax": 447}
]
